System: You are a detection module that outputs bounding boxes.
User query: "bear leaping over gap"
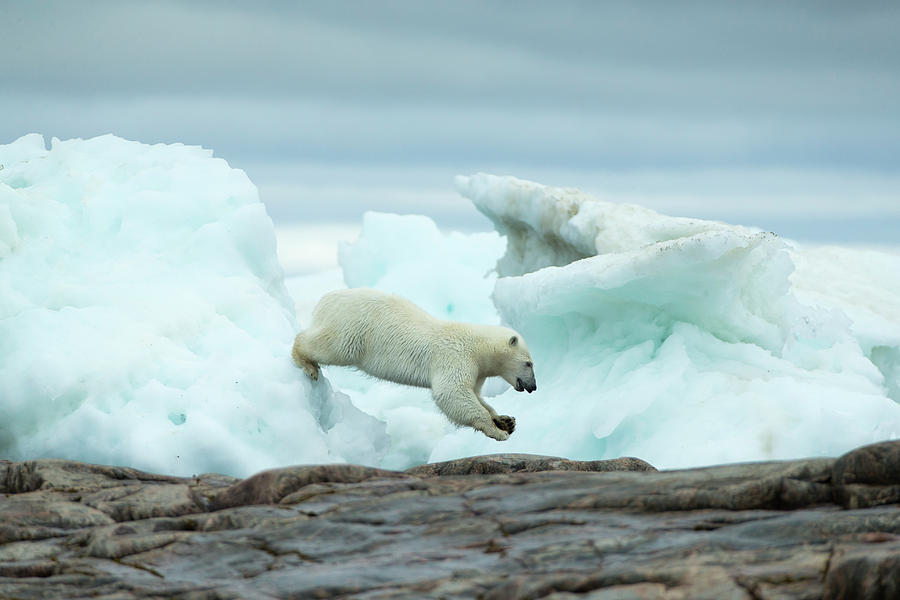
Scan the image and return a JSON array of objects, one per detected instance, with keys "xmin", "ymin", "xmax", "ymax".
[{"xmin": 291, "ymin": 288, "xmax": 537, "ymax": 441}]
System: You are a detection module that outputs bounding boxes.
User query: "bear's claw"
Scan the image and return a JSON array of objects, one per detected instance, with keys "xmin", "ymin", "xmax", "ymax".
[{"xmin": 493, "ymin": 415, "xmax": 516, "ymax": 434}]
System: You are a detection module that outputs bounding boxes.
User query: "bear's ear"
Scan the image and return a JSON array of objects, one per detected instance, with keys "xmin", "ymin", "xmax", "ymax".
[{"xmin": 509, "ymin": 335, "xmax": 518, "ymax": 346}]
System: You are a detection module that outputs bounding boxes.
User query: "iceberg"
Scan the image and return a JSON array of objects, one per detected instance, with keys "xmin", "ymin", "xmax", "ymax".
[
  {"xmin": 457, "ymin": 172, "xmax": 751, "ymax": 278},
  {"xmin": 0, "ymin": 134, "xmax": 387, "ymax": 477},
  {"xmin": 421, "ymin": 174, "xmax": 899, "ymax": 467},
  {"xmin": 3, "ymin": 133, "xmax": 898, "ymax": 476},
  {"xmin": 324, "ymin": 174, "xmax": 900, "ymax": 470}
]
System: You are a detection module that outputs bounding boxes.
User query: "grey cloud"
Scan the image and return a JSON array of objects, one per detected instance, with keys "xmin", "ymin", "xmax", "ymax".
[
  {"xmin": 2, "ymin": 0, "xmax": 899, "ymax": 118},
  {"xmin": 1, "ymin": 0, "xmax": 898, "ymax": 244},
  {"xmin": 5, "ymin": 92, "xmax": 898, "ymax": 170}
]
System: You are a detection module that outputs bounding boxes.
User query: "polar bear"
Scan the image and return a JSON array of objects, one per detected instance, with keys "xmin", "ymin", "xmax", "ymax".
[{"xmin": 292, "ymin": 288, "xmax": 537, "ymax": 441}]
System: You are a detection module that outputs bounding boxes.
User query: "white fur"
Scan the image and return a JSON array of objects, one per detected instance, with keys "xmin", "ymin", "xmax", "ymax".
[{"xmin": 292, "ymin": 288, "xmax": 536, "ymax": 441}]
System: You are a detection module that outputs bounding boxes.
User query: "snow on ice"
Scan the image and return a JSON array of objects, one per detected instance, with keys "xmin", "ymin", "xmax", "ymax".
[
  {"xmin": 0, "ymin": 134, "xmax": 386, "ymax": 477},
  {"xmin": 2, "ymin": 134, "xmax": 899, "ymax": 476}
]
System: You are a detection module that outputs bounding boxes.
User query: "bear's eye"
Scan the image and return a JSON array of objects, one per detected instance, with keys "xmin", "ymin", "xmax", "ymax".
[{"xmin": 525, "ymin": 361, "xmax": 533, "ymax": 368}]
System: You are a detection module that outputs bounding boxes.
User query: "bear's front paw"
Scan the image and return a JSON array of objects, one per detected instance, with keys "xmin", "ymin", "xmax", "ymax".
[
  {"xmin": 488, "ymin": 428, "xmax": 510, "ymax": 441},
  {"xmin": 493, "ymin": 415, "xmax": 516, "ymax": 434}
]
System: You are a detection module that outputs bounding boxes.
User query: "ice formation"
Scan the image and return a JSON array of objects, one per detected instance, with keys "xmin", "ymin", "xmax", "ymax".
[
  {"xmin": 456, "ymin": 173, "xmax": 754, "ymax": 278},
  {"xmin": 0, "ymin": 134, "xmax": 387, "ymax": 477},
  {"xmin": 424, "ymin": 175, "xmax": 900, "ymax": 467},
  {"xmin": 322, "ymin": 175, "xmax": 900, "ymax": 470},
  {"xmin": 3, "ymin": 133, "xmax": 899, "ymax": 476}
]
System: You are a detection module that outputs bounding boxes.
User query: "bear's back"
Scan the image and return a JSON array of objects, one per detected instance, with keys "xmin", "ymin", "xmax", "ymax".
[
  {"xmin": 313, "ymin": 289, "xmax": 441, "ymax": 387},
  {"xmin": 316, "ymin": 288, "xmax": 433, "ymax": 328}
]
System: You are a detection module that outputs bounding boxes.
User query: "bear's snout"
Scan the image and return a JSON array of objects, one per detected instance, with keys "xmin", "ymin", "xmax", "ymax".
[{"xmin": 516, "ymin": 378, "xmax": 537, "ymax": 393}]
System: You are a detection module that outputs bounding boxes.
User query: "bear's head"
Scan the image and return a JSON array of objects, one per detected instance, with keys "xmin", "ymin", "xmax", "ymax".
[{"xmin": 499, "ymin": 331, "xmax": 537, "ymax": 394}]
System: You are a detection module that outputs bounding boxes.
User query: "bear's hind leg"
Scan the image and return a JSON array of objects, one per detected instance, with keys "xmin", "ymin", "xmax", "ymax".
[{"xmin": 291, "ymin": 333, "xmax": 320, "ymax": 381}]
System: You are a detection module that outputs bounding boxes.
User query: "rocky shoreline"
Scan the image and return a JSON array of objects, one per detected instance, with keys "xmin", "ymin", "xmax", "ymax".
[{"xmin": 2, "ymin": 442, "xmax": 899, "ymax": 599}]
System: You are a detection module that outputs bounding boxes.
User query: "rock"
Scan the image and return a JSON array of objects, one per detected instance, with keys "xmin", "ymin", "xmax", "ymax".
[
  {"xmin": 0, "ymin": 441, "xmax": 899, "ymax": 598},
  {"xmin": 833, "ymin": 440, "xmax": 900, "ymax": 486},
  {"xmin": 824, "ymin": 540, "xmax": 900, "ymax": 600},
  {"xmin": 0, "ymin": 458, "xmax": 185, "ymax": 494},
  {"xmin": 209, "ymin": 464, "xmax": 405, "ymax": 510},
  {"xmin": 405, "ymin": 453, "xmax": 656, "ymax": 476},
  {"xmin": 832, "ymin": 440, "xmax": 900, "ymax": 509}
]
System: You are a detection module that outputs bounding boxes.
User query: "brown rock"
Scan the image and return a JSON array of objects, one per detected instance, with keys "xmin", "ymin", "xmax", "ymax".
[
  {"xmin": 405, "ymin": 453, "xmax": 657, "ymax": 476},
  {"xmin": 209, "ymin": 463, "xmax": 406, "ymax": 510},
  {"xmin": 1, "ymin": 458, "xmax": 182, "ymax": 494},
  {"xmin": 833, "ymin": 440, "xmax": 900, "ymax": 508},
  {"xmin": 833, "ymin": 440, "xmax": 900, "ymax": 486},
  {"xmin": 824, "ymin": 540, "xmax": 900, "ymax": 599},
  {"xmin": 1, "ymin": 443, "xmax": 900, "ymax": 598}
]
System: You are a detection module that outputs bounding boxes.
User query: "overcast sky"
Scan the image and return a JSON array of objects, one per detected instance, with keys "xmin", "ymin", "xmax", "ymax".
[{"xmin": 2, "ymin": 0, "xmax": 899, "ymax": 250}]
